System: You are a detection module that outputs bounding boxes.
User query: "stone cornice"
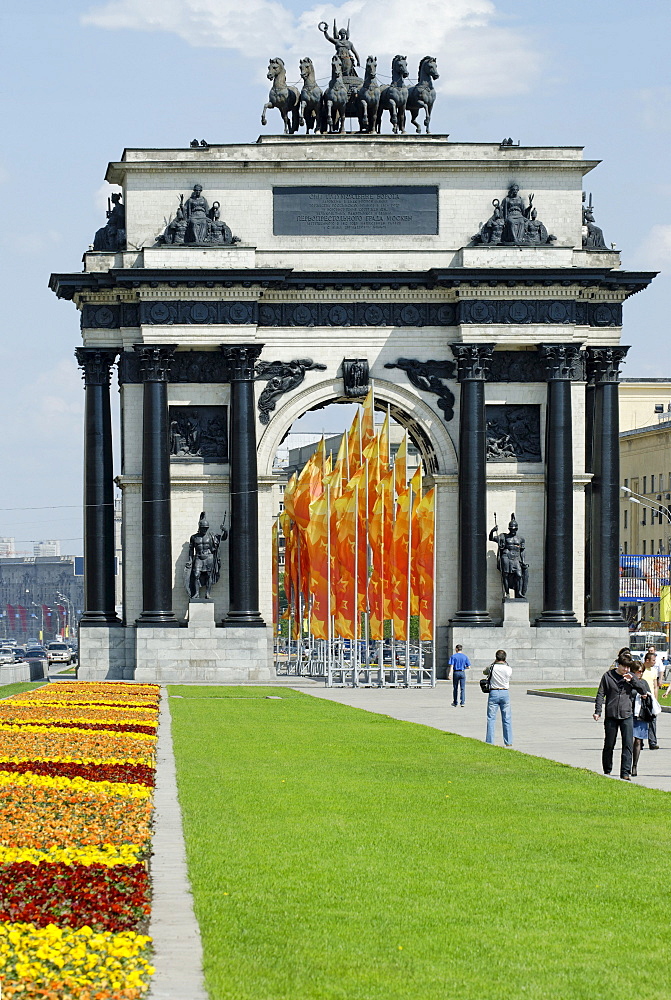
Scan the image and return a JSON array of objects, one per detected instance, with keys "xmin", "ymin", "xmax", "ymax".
[{"xmin": 50, "ymin": 266, "xmax": 657, "ymax": 302}]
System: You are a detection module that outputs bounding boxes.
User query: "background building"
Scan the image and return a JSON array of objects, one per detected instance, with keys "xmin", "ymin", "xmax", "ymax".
[
  {"xmin": 0, "ymin": 539, "xmax": 16, "ymax": 558},
  {"xmin": 619, "ymin": 380, "xmax": 671, "ymax": 627},
  {"xmin": 0, "ymin": 555, "xmax": 84, "ymax": 641},
  {"xmin": 33, "ymin": 540, "xmax": 61, "ymax": 558}
]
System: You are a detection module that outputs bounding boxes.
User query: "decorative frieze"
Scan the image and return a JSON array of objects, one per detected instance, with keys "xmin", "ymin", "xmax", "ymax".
[
  {"xmin": 488, "ymin": 351, "xmax": 585, "ymax": 383},
  {"xmin": 81, "ymin": 297, "xmax": 623, "ymax": 330},
  {"xmin": 119, "ymin": 351, "xmax": 229, "ymax": 384}
]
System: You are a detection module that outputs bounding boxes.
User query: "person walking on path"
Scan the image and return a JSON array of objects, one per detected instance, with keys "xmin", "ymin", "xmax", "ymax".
[
  {"xmin": 593, "ymin": 652, "xmax": 647, "ymax": 780},
  {"xmin": 641, "ymin": 650, "xmax": 661, "ymax": 749},
  {"xmin": 631, "ymin": 662, "xmax": 653, "ymax": 777},
  {"xmin": 448, "ymin": 644, "xmax": 470, "ymax": 707},
  {"xmin": 484, "ymin": 649, "xmax": 513, "ymax": 747}
]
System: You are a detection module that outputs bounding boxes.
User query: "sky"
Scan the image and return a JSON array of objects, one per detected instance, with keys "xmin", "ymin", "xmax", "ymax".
[{"xmin": 1, "ymin": 0, "xmax": 670, "ymax": 555}]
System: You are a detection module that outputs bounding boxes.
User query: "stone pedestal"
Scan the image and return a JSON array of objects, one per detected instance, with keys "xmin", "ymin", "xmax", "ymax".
[
  {"xmin": 449, "ymin": 622, "xmax": 628, "ymax": 684},
  {"xmin": 503, "ymin": 598, "xmax": 530, "ymax": 625},
  {"xmin": 78, "ymin": 626, "xmax": 135, "ymax": 681},
  {"xmin": 133, "ymin": 600, "xmax": 272, "ymax": 682}
]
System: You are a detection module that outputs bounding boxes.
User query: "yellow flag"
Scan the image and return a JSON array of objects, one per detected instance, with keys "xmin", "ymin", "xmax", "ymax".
[
  {"xmin": 347, "ymin": 410, "xmax": 361, "ymax": 478},
  {"xmin": 361, "ymin": 387, "xmax": 375, "ymax": 454},
  {"xmin": 283, "ymin": 473, "xmax": 298, "ymax": 522},
  {"xmin": 394, "ymin": 434, "xmax": 407, "ymax": 494},
  {"xmin": 378, "ymin": 410, "xmax": 390, "ymax": 472},
  {"xmin": 660, "ymin": 585, "xmax": 671, "ymax": 624}
]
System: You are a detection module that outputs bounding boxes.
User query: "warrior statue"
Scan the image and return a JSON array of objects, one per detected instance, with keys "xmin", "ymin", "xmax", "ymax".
[
  {"xmin": 489, "ymin": 512, "xmax": 529, "ymax": 599},
  {"xmin": 319, "ymin": 19, "xmax": 361, "ymax": 81},
  {"xmin": 183, "ymin": 511, "xmax": 228, "ymax": 600}
]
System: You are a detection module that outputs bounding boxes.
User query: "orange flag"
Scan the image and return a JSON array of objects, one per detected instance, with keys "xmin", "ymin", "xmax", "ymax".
[
  {"xmin": 347, "ymin": 410, "xmax": 361, "ymax": 478},
  {"xmin": 361, "ymin": 387, "xmax": 375, "ymax": 455},
  {"xmin": 283, "ymin": 473, "xmax": 297, "ymax": 522},
  {"xmin": 325, "ymin": 435, "xmax": 347, "ymax": 496},
  {"xmin": 369, "ymin": 466, "xmax": 393, "ymax": 640},
  {"xmin": 416, "ymin": 488, "xmax": 435, "ymax": 641},
  {"xmin": 365, "ymin": 438, "xmax": 381, "ymax": 521},
  {"xmin": 391, "ymin": 488, "xmax": 410, "ymax": 640},
  {"xmin": 293, "ymin": 439, "xmax": 324, "ymax": 530},
  {"xmin": 272, "ymin": 520, "xmax": 280, "ymax": 630},
  {"xmin": 333, "ymin": 487, "xmax": 357, "ymax": 639},
  {"xmin": 394, "ymin": 434, "xmax": 407, "ymax": 495},
  {"xmin": 306, "ymin": 492, "xmax": 329, "ymax": 640},
  {"xmin": 409, "ymin": 465, "xmax": 423, "ymax": 616}
]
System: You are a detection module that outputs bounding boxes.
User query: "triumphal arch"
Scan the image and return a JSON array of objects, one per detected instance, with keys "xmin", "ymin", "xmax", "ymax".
[{"xmin": 51, "ymin": 114, "xmax": 653, "ymax": 681}]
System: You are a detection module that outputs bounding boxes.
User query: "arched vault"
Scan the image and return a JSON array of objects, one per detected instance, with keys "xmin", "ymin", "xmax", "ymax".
[{"xmin": 257, "ymin": 377, "xmax": 458, "ymax": 477}]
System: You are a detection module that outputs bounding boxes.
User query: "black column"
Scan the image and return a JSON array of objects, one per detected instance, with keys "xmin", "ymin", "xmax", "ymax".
[
  {"xmin": 451, "ymin": 344, "xmax": 494, "ymax": 626},
  {"xmin": 586, "ymin": 347, "xmax": 629, "ymax": 626},
  {"xmin": 535, "ymin": 344, "xmax": 581, "ymax": 626},
  {"xmin": 221, "ymin": 344, "xmax": 265, "ymax": 628},
  {"xmin": 583, "ymin": 372, "xmax": 596, "ymax": 620},
  {"xmin": 135, "ymin": 345, "xmax": 179, "ymax": 627},
  {"xmin": 75, "ymin": 348, "xmax": 121, "ymax": 626}
]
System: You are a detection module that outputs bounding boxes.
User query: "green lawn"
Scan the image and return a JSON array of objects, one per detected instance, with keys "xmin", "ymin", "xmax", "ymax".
[
  {"xmin": 169, "ymin": 686, "xmax": 671, "ymax": 1000},
  {"xmin": 0, "ymin": 681, "xmax": 47, "ymax": 699}
]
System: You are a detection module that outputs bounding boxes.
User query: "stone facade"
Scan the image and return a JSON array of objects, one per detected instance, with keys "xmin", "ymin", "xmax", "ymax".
[{"xmin": 50, "ymin": 137, "xmax": 655, "ymax": 682}]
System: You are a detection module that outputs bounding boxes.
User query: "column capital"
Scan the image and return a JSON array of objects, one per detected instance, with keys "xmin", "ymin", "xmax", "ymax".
[
  {"xmin": 451, "ymin": 344, "xmax": 494, "ymax": 382},
  {"xmin": 133, "ymin": 345, "xmax": 176, "ymax": 382},
  {"xmin": 538, "ymin": 343, "xmax": 583, "ymax": 381},
  {"xmin": 585, "ymin": 346, "xmax": 629, "ymax": 385},
  {"xmin": 75, "ymin": 347, "xmax": 119, "ymax": 386},
  {"xmin": 220, "ymin": 344, "xmax": 264, "ymax": 381}
]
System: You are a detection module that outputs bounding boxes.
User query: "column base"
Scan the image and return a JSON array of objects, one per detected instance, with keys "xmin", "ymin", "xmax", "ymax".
[
  {"xmin": 535, "ymin": 611, "xmax": 580, "ymax": 627},
  {"xmin": 450, "ymin": 611, "xmax": 494, "ymax": 627},
  {"xmin": 585, "ymin": 610, "xmax": 626, "ymax": 626},
  {"xmin": 136, "ymin": 612, "xmax": 180, "ymax": 628},
  {"xmin": 221, "ymin": 611, "xmax": 266, "ymax": 628},
  {"xmin": 79, "ymin": 613, "xmax": 123, "ymax": 627}
]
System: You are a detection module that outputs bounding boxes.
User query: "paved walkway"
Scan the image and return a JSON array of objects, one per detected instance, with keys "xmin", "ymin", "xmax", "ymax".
[
  {"xmin": 297, "ymin": 682, "xmax": 671, "ymax": 792},
  {"xmin": 148, "ymin": 691, "xmax": 208, "ymax": 1000}
]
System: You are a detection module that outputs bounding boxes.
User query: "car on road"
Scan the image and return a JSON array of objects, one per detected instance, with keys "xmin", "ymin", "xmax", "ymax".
[
  {"xmin": 46, "ymin": 642, "xmax": 73, "ymax": 665},
  {"xmin": 0, "ymin": 647, "xmax": 14, "ymax": 663},
  {"xmin": 13, "ymin": 647, "xmax": 27, "ymax": 661}
]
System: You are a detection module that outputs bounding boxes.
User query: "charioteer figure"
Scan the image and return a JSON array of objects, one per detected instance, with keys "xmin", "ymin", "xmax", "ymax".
[
  {"xmin": 319, "ymin": 19, "xmax": 361, "ymax": 81},
  {"xmin": 489, "ymin": 512, "xmax": 529, "ymax": 599}
]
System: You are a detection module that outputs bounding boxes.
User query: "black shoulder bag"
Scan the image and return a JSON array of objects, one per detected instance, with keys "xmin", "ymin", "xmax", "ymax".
[{"xmin": 480, "ymin": 664, "xmax": 494, "ymax": 694}]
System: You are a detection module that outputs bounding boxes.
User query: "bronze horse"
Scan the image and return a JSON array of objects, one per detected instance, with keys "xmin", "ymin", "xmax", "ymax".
[
  {"xmin": 323, "ymin": 55, "xmax": 348, "ymax": 133},
  {"xmin": 357, "ymin": 55, "xmax": 381, "ymax": 133},
  {"xmin": 407, "ymin": 56, "xmax": 439, "ymax": 134},
  {"xmin": 261, "ymin": 57, "xmax": 300, "ymax": 134},
  {"xmin": 298, "ymin": 57, "xmax": 322, "ymax": 133},
  {"xmin": 377, "ymin": 54, "xmax": 409, "ymax": 134}
]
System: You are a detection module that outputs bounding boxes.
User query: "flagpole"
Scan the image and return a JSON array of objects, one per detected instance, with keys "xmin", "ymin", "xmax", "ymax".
[
  {"xmin": 354, "ymin": 483, "xmax": 360, "ymax": 687},
  {"xmin": 431, "ymin": 487, "xmax": 437, "ymax": 688},
  {"xmin": 406, "ymin": 481, "xmax": 412, "ymax": 688},
  {"xmin": 326, "ymin": 483, "xmax": 332, "ymax": 688}
]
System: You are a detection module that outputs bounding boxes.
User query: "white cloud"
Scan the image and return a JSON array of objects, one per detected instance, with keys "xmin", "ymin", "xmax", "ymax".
[
  {"xmin": 631, "ymin": 223, "xmax": 671, "ymax": 272},
  {"xmin": 83, "ymin": 0, "xmax": 539, "ymax": 96},
  {"xmin": 30, "ymin": 360, "xmax": 83, "ymax": 442}
]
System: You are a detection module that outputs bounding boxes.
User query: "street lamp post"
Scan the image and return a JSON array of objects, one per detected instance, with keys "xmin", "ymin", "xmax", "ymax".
[
  {"xmin": 56, "ymin": 593, "xmax": 74, "ymax": 639},
  {"xmin": 31, "ymin": 603, "xmax": 44, "ymax": 642}
]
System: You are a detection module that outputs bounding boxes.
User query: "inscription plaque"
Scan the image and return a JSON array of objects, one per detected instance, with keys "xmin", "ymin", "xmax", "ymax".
[{"xmin": 273, "ymin": 186, "xmax": 439, "ymax": 236}]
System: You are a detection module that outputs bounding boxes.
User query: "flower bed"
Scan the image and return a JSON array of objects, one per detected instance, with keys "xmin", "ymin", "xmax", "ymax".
[{"xmin": 0, "ymin": 682, "xmax": 159, "ymax": 999}]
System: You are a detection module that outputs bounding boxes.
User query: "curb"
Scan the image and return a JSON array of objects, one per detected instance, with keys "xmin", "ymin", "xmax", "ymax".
[{"xmin": 527, "ymin": 689, "xmax": 671, "ymax": 714}]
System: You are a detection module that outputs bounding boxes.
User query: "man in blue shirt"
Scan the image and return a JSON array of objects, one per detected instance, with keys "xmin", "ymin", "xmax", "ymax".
[{"xmin": 448, "ymin": 645, "xmax": 471, "ymax": 707}]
